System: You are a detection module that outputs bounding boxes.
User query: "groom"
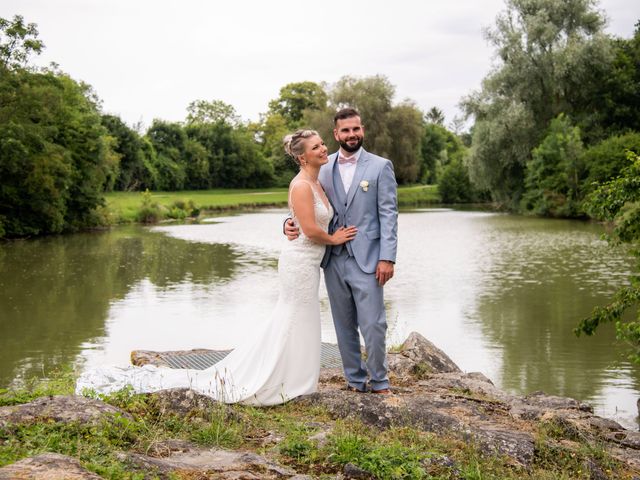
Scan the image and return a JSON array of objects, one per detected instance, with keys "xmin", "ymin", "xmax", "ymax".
[{"xmin": 286, "ymin": 108, "xmax": 398, "ymax": 393}]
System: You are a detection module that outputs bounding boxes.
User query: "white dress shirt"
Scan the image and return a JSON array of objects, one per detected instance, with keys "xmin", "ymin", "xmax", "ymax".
[{"xmin": 338, "ymin": 147, "xmax": 362, "ymax": 194}]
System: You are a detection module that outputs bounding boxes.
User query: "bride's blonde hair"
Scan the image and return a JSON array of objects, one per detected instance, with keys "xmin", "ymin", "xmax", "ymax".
[{"xmin": 283, "ymin": 129, "xmax": 318, "ymax": 166}]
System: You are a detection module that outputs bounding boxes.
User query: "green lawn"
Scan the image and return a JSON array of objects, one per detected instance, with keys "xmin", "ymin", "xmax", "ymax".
[{"xmin": 104, "ymin": 185, "xmax": 440, "ymax": 223}]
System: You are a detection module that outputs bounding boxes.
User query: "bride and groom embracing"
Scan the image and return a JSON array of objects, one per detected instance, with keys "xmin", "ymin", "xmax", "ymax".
[{"xmin": 76, "ymin": 108, "xmax": 398, "ymax": 405}]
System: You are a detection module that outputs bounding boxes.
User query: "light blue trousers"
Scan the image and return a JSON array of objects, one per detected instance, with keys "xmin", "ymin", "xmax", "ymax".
[{"xmin": 323, "ymin": 250, "xmax": 389, "ymax": 391}]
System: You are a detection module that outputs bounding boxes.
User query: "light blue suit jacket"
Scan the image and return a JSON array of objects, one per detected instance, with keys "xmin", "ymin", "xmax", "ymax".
[{"xmin": 319, "ymin": 148, "xmax": 398, "ymax": 274}]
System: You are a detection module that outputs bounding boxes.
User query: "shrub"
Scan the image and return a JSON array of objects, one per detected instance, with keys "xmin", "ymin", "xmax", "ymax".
[{"xmin": 438, "ymin": 160, "xmax": 475, "ymax": 203}]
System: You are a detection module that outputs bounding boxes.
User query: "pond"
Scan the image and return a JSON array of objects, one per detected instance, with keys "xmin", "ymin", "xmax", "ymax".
[{"xmin": 0, "ymin": 208, "xmax": 637, "ymax": 428}]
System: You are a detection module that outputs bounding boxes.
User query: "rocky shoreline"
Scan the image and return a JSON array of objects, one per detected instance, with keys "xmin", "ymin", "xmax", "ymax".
[{"xmin": 1, "ymin": 332, "xmax": 638, "ymax": 479}]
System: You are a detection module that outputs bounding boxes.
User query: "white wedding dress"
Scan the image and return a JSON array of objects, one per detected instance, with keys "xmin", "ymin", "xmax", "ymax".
[{"xmin": 76, "ymin": 184, "xmax": 333, "ymax": 406}]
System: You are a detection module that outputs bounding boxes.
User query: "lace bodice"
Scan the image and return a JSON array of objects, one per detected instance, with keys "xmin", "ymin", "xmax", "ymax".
[
  {"xmin": 278, "ymin": 182, "xmax": 333, "ymax": 304},
  {"xmin": 284, "ymin": 183, "xmax": 333, "ymax": 256}
]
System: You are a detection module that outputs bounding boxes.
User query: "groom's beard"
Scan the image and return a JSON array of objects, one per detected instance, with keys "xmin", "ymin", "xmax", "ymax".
[{"xmin": 339, "ymin": 137, "xmax": 363, "ymax": 153}]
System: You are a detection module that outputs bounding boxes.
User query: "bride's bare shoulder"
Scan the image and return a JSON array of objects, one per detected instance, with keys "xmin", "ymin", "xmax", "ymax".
[{"xmin": 289, "ymin": 179, "xmax": 315, "ymax": 194}]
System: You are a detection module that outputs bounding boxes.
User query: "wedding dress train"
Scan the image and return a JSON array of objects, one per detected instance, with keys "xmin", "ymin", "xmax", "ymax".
[{"xmin": 76, "ymin": 186, "xmax": 333, "ymax": 406}]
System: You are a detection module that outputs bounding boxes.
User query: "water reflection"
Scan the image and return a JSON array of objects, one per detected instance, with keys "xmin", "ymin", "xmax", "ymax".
[
  {"xmin": 0, "ymin": 227, "xmax": 238, "ymax": 385},
  {"xmin": 466, "ymin": 215, "xmax": 639, "ymax": 423}
]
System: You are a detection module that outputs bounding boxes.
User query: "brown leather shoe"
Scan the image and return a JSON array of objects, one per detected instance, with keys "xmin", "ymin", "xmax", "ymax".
[
  {"xmin": 371, "ymin": 388, "xmax": 392, "ymax": 394},
  {"xmin": 345, "ymin": 385, "xmax": 368, "ymax": 393}
]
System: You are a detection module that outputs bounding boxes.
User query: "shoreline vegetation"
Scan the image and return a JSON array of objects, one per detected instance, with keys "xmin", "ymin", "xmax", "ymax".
[{"xmin": 104, "ymin": 185, "xmax": 443, "ymax": 225}]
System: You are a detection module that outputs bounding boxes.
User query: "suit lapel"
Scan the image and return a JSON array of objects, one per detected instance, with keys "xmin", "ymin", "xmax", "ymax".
[{"xmin": 346, "ymin": 149, "xmax": 370, "ymax": 209}]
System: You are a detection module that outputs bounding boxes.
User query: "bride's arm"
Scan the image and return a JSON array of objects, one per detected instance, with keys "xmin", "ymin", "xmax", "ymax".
[{"xmin": 290, "ymin": 182, "xmax": 357, "ymax": 246}]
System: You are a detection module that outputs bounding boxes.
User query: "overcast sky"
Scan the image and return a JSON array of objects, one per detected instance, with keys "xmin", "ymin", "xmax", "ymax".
[{"xmin": 2, "ymin": 1, "xmax": 638, "ymax": 130}]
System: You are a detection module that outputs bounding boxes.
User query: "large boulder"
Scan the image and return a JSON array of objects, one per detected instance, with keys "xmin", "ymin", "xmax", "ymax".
[{"xmin": 387, "ymin": 332, "xmax": 461, "ymax": 378}]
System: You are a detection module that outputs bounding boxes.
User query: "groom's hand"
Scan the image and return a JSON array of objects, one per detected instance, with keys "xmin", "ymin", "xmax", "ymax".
[
  {"xmin": 284, "ymin": 218, "xmax": 299, "ymax": 241},
  {"xmin": 376, "ymin": 260, "xmax": 394, "ymax": 286}
]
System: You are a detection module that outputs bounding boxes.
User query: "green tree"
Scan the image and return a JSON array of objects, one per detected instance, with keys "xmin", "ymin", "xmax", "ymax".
[
  {"xmin": 425, "ymin": 107, "xmax": 445, "ymax": 125},
  {"xmin": 421, "ymin": 123, "xmax": 467, "ymax": 184},
  {"xmin": 0, "ymin": 15, "xmax": 43, "ymax": 70},
  {"xmin": 184, "ymin": 99, "xmax": 274, "ymax": 188},
  {"xmin": 438, "ymin": 160, "xmax": 475, "ymax": 203},
  {"xmin": 183, "ymin": 138, "xmax": 210, "ymax": 189},
  {"xmin": 386, "ymin": 102, "xmax": 423, "ymax": 184},
  {"xmin": 462, "ymin": 0, "xmax": 611, "ymax": 208},
  {"xmin": 521, "ymin": 114, "xmax": 585, "ymax": 217},
  {"xmin": 186, "ymin": 99, "xmax": 240, "ymax": 126},
  {"xmin": 185, "ymin": 122, "xmax": 273, "ymax": 188},
  {"xmin": 581, "ymin": 132, "xmax": 640, "ymax": 193},
  {"xmin": 0, "ymin": 67, "xmax": 115, "ymax": 237},
  {"xmin": 580, "ymin": 23, "xmax": 640, "ymax": 142},
  {"xmin": 146, "ymin": 120, "xmax": 188, "ymax": 190},
  {"xmin": 256, "ymin": 113, "xmax": 294, "ymax": 186},
  {"xmin": 268, "ymin": 81, "xmax": 328, "ymax": 127},
  {"xmin": 575, "ymin": 152, "xmax": 640, "ymax": 362},
  {"xmin": 421, "ymin": 124, "xmax": 447, "ymax": 184},
  {"xmin": 101, "ymin": 114, "xmax": 154, "ymax": 191}
]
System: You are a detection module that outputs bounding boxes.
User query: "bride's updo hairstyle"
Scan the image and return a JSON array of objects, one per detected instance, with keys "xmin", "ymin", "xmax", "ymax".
[{"xmin": 283, "ymin": 129, "xmax": 318, "ymax": 166}]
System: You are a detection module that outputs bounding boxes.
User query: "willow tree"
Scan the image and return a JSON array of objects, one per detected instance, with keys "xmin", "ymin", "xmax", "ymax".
[{"xmin": 462, "ymin": 0, "xmax": 612, "ymax": 207}]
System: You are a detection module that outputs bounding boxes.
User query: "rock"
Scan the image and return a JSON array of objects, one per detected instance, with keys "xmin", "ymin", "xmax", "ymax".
[
  {"xmin": 308, "ymin": 430, "xmax": 330, "ymax": 448},
  {"xmin": 523, "ymin": 391, "xmax": 589, "ymax": 411},
  {"xmin": 424, "ymin": 372, "xmax": 513, "ymax": 404},
  {"xmin": 421, "ymin": 454, "xmax": 459, "ymax": 476},
  {"xmin": 118, "ymin": 444, "xmax": 299, "ymax": 479},
  {"xmin": 606, "ymin": 430, "xmax": 640, "ymax": 450},
  {"xmin": 319, "ymin": 367, "xmax": 345, "ymax": 384},
  {"xmin": 148, "ymin": 387, "xmax": 224, "ymax": 416},
  {"xmin": 587, "ymin": 416, "xmax": 625, "ymax": 432},
  {"xmin": 0, "ymin": 453, "xmax": 102, "ymax": 479},
  {"xmin": 146, "ymin": 438, "xmax": 195, "ymax": 457},
  {"xmin": 387, "ymin": 332, "xmax": 461, "ymax": 378},
  {"xmin": 585, "ymin": 458, "xmax": 609, "ymax": 480},
  {"xmin": 0, "ymin": 395, "xmax": 131, "ymax": 427},
  {"xmin": 343, "ymin": 462, "xmax": 374, "ymax": 479},
  {"xmin": 300, "ymin": 385, "xmax": 535, "ymax": 466},
  {"xmin": 469, "ymin": 426, "xmax": 535, "ymax": 466},
  {"xmin": 466, "ymin": 372, "xmax": 494, "ymax": 384}
]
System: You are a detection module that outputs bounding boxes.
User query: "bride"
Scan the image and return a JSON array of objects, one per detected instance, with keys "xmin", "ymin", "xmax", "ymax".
[{"xmin": 75, "ymin": 130, "xmax": 357, "ymax": 406}]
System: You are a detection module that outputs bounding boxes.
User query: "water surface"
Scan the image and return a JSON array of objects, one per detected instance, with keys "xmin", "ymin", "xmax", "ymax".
[{"xmin": 0, "ymin": 208, "xmax": 637, "ymax": 428}]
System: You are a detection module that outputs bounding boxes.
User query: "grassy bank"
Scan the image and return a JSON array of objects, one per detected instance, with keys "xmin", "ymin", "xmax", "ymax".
[
  {"xmin": 104, "ymin": 185, "xmax": 440, "ymax": 224},
  {"xmin": 0, "ymin": 373, "xmax": 632, "ymax": 479}
]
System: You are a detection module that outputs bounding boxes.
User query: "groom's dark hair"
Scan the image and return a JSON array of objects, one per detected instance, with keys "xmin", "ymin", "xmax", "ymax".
[{"xmin": 334, "ymin": 107, "xmax": 360, "ymax": 125}]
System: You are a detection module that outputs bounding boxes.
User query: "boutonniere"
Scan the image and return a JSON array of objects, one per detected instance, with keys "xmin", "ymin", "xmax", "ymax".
[{"xmin": 360, "ymin": 180, "xmax": 369, "ymax": 192}]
